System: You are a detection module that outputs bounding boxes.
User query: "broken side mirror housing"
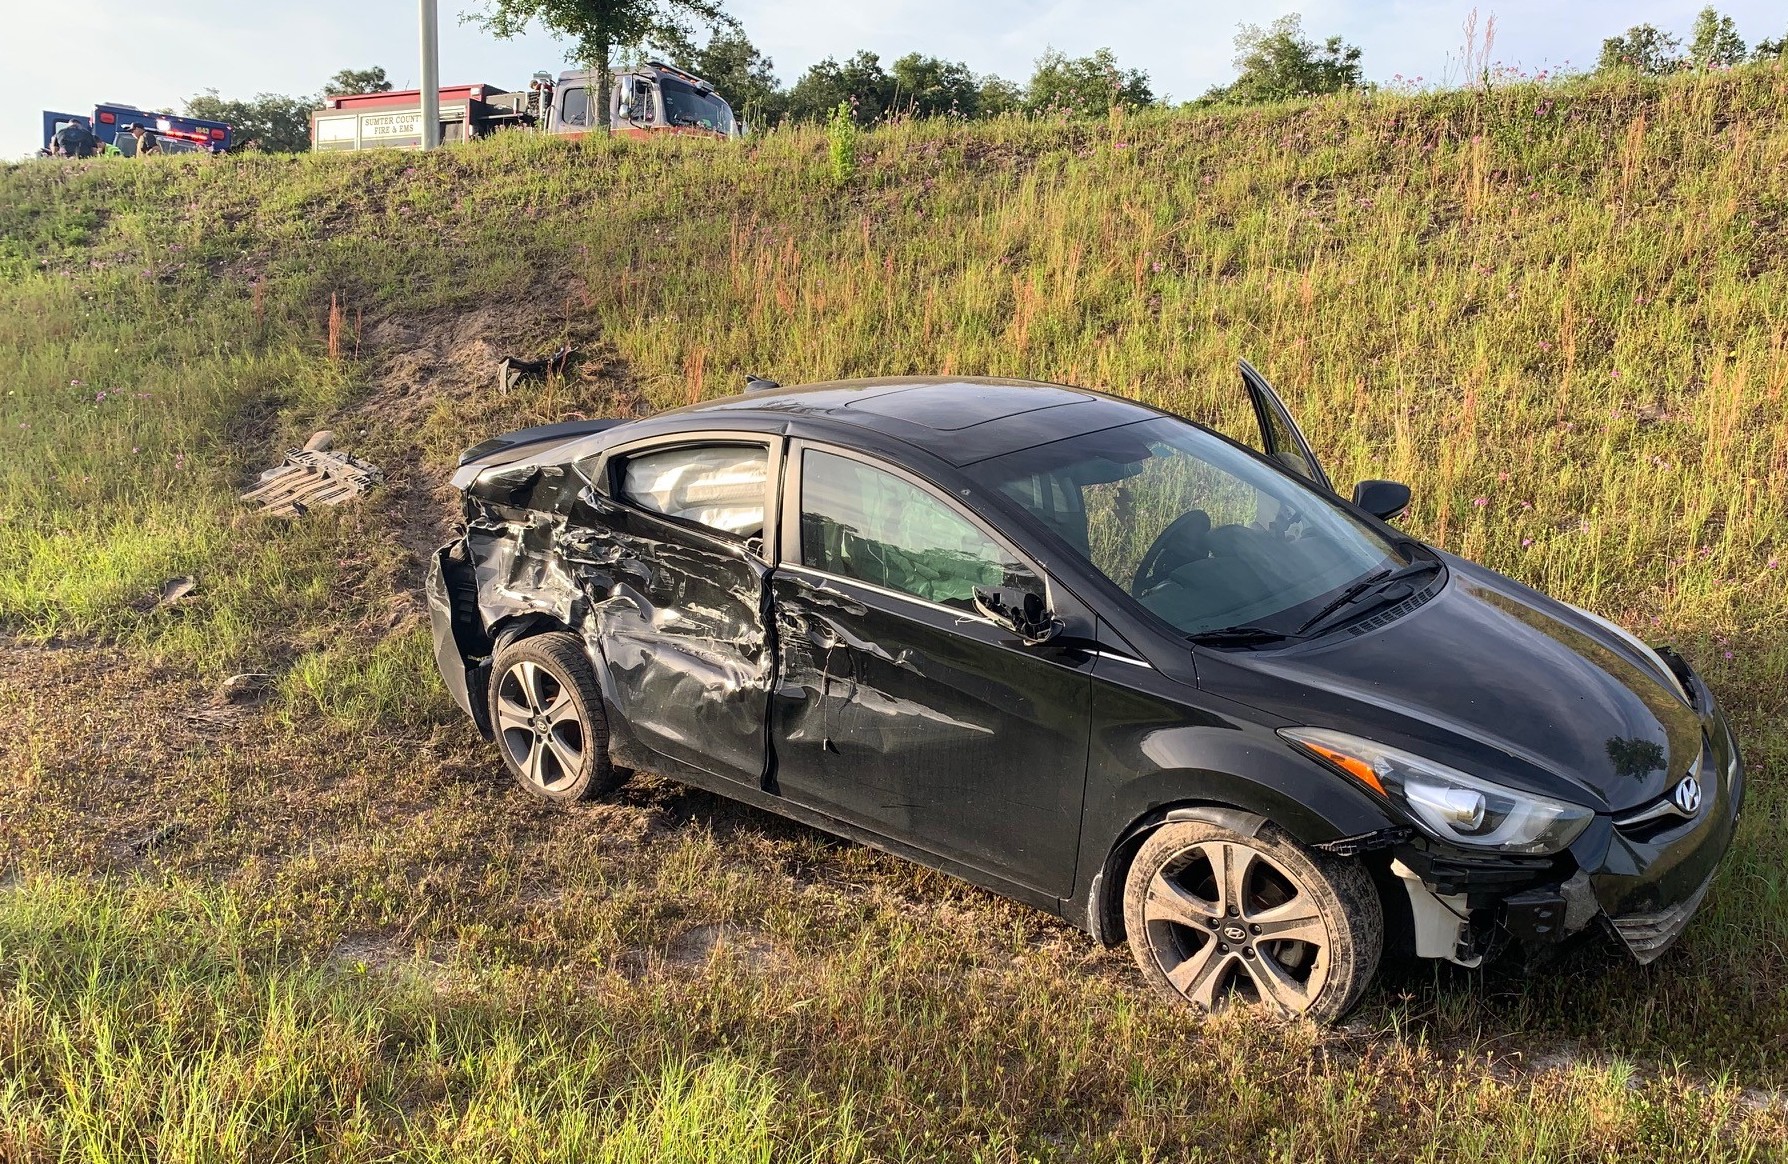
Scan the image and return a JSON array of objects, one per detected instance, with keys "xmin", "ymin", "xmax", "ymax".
[
  {"xmin": 973, "ymin": 585, "xmax": 1062, "ymax": 645},
  {"xmin": 1353, "ymin": 479, "xmax": 1412, "ymax": 522}
]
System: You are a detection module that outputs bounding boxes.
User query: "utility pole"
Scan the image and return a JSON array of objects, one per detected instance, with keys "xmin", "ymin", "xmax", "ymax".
[{"xmin": 419, "ymin": 0, "xmax": 440, "ymax": 149}]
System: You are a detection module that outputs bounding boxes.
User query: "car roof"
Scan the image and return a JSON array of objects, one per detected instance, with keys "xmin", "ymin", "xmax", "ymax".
[{"xmin": 658, "ymin": 376, "xmax": 1164, "ymax": 466}]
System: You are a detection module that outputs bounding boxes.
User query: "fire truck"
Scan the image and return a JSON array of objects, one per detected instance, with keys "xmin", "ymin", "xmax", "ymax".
[
  {"xmin": 309, "ymin": 62, "xmax": 738, "ymax": 152},
  {"xmin": 41, "ymin": 105, "xmax": 232, "ymax": 156}
]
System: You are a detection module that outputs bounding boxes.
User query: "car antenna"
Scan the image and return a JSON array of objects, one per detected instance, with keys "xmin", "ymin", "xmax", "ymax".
[{"xmin": 743, "ymin": 375, "xmax": 780, "ymax": 393}]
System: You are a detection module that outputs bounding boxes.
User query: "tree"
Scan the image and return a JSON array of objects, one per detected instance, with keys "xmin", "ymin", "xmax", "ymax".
[
  {"xmin": 1688, "ymin": 7, "xmax": 1746, "ymax": 67},
  {"xmin": 1598, "ymin": 23, "xmax": 1684, "ymax": 74},
  {"xmin": 787, "ymin": 52, "xmax": 896, "ymax": 125},
  {"xmin": 1023, "ymin": 48, "xmax": 1153, "ymax": 116},
  {"xmin": 184, "ymin": 90, "xmax": 315, "ymax": 152},
  {"xmin": 976, "ymin": 75, "xmax": 1024, "ymax": 118},
  {"xmin": 324, "ymin": 67, "xmax": 394, "ymax": 96},
  {"xmin": 1757, "ymin": 32, "xmax": 1788, "ymax": 60},
  {"xmin": 466, "ymin": 0, "xmax": 738, "ymax": 125},
  {"xmin": 889, "ymin": 53, "xmax": 979, "ymax": 118},
  {"xmin": 669, "ymin": 30, "xmax": 784, "ymax": 127},
  {"xmin": 1202, "ymin": 14, "xmax": 1363, "ymax": 105}
]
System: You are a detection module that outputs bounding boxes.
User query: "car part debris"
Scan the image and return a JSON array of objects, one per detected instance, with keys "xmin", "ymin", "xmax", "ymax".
[
  {"xmin": 240, "ymin": 434, "xmax": 382, "ymax": 516},
  {"xmin": 158, "ymin": 575, "xmax": 199, "ymax": 604},
  {"xmin": 133, "ymin": 574, "xmax": 200, "ymax": 613},
  {"xmin": 496, "ymin": 345, "xmax": 577, "ymax": 394},
  {"xmin": 128, "ymin": 821, "xmax": 184, "ymax": 856},
  {"xmin": 219, "ymin": 672, "xmax": 276, "ymax": 702},
  {"xmin": 131, "ymin": 574, "xmax": 198, "ymax": 613}
]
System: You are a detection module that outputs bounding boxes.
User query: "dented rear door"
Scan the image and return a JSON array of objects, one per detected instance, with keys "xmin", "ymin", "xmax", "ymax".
[{"xmin": 563, "ymin": 437, "xmax": 779, "ymax": 788}]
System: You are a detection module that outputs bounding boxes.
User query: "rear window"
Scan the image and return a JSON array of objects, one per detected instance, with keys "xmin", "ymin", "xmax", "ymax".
[{"xmin": 617, "ymin": 444, "xmax": 768, "ymax": 539}]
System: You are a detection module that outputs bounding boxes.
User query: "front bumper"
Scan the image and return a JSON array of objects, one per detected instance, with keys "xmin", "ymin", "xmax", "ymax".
[
  {"xmin": 1395, "ymin": 663, "xmax": 1742, "ymax": 966},
  {"xmin": 1588, "ymin": 662, "xmax": 1742, "ymax": 962}
]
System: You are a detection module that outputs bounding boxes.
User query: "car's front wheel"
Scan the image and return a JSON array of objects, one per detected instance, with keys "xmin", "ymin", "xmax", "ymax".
[
  {"xmin": 1122, "ymin": 818, "xmax": 1382, "ymax": 1022},
  {"xmin": 487, "ymin": 632, "xmax": 620, "ymax": 802}
]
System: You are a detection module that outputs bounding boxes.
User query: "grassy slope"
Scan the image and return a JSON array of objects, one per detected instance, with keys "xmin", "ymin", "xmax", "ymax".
[{"xmin": 2, "ymin": 66, "xmax": 1787, "ymax": 1160}]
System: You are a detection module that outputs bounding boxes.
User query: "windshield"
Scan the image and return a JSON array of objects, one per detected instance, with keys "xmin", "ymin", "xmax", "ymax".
[
  {"xmin": 968, "ymin": 417, "xmax": 1403, "ymax": 636},
  {"xmin": 660, "ymin": 78, "xmax": 735, "ymax": 134}
]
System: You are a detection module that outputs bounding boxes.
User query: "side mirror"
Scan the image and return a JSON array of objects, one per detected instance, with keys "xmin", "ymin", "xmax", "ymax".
[
  {"xmin": 1352, "ymin": 479, "xmax": 1412, "ymax": 522},
  {"xmin": 973, "ymin": 585, "xmax": 1062, "ymax": 645}
]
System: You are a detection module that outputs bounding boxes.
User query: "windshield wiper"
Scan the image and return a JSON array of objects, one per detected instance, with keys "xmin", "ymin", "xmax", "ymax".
[
  {"xmin": 1189, "ymin": 625, "xmax": 1294, "ymax": 646},
  {"xmin": 1297, "ymin": 558, "xmax": 1444, "ymax": 637},
  {"xmin": 1375, "ymin": 558, "xmax": 1444, "ymax": 587},
  {"xmin": 1294, "ymin": 570, "xmax": 1390, "ymax": 636}
]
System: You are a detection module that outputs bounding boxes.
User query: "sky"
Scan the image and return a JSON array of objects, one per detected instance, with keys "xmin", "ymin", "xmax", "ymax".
[{"xmin": 5, "ymin": 0, "xmax": 1786, "ymax": 158}]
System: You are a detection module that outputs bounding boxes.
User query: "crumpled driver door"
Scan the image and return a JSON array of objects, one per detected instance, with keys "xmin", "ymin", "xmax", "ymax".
[{"xmin": 1239, "ymin": 359, "xmax": 1334, "ymax": 494}]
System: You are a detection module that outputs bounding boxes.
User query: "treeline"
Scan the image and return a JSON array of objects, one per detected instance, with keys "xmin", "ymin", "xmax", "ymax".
[
  {"xmin": 661, "ymin": 4, "xmax": 1788, "ymax": 127},
  {"xmin": 665, "ymin": 16, "xmax": 1363, "ymax": 128},
  {"xmin": 1598, "ymin": 8, "xmax": 1787, "ymax": 73},
  {"xmin": 664, "ymin": 40, "xmax": 1150, "ymax": 127},
  {"xmin": 183, "ymin": 4, "xmax": 1788, "ymax": 151}
]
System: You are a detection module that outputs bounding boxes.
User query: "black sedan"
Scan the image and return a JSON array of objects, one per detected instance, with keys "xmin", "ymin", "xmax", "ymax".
[{"xmin": 426, "ymin": 364, "xmax": 1742, "ymax": 1020}]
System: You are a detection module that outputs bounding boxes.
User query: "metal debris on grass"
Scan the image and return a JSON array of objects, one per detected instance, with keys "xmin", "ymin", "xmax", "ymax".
[
  {"xmin": 240, "ymin": 430, "xmax": 383, "ymax": 516},
  {"xmin": 130, "ymin": 574, "xmax": 199, "ymax": 613},
  {"xmin": 495, "ymin": 344, "xmax": 577, "ymax": 394},
  {"xmin": 158, "ymin": 575, "xmax": 199, "ymax": 604},
  {"xmin": 218, "ymin": 672, "xmax": 275, "ymax": 702}
]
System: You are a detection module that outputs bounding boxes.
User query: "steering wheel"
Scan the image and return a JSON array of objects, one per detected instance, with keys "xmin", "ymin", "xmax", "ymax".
[{"xmin": 1131, "ymin": 509, "xmax": 1212, "ymax": 596}]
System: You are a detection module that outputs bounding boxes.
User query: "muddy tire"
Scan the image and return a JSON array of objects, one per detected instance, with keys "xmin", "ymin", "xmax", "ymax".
[
  {"xmin": 1122, "ymin": 819, "xmax": 1381, "ymax": 1023},
  {"xmin": 487, "ymin": 632, "xmax": 621, "ymax": 802}
]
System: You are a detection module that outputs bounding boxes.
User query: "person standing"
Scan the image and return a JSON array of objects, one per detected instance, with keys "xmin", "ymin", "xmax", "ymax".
[{"xmin": 126, "ymin": 123, "xmax": 161, "ymax": 156}]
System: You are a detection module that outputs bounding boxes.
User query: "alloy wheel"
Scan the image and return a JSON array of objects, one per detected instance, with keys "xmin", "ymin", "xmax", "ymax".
[
  {"xmin": 1140, "ymin": 838, "xmax": 1333, "ymax": 1013},
  {"xmin": 493, "ymin": 659, "xmax": 586, "ymax": 794}
]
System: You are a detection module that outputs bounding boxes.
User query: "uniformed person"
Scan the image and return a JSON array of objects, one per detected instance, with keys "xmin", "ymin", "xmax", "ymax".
[
  {"xmin": 126, "ymin": 123, "xmax": 161, "ymax": 156},
  {"xmin": 50, "ymin": 120, "xmax": 99, "ymax": 158}
]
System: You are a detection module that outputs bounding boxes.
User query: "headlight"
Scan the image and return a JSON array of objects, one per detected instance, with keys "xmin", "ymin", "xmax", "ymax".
[{"xmin": 1279, "ymin": 727, "xmax": 1594, "ymax": 855}]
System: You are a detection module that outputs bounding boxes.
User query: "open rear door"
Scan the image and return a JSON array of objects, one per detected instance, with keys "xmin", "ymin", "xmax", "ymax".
[{"xmin": 1238, "ymin": 359, "xmax": 1333, "ymax": 494}]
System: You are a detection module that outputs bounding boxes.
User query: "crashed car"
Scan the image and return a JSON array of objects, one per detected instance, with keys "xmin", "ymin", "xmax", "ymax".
[{"xmin": 427, "ymin": 364, "xmax": 1742, "ymax": 1020}]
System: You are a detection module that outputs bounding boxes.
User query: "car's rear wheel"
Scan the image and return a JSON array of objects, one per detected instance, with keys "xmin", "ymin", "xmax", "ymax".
[
  {"xmin": 1122, "ymin": 819, "xmax": 1381, "ymax": 1022},
  {"xmin": 487, "ymin": 632, "xmax": 619, "ymax": 802}
]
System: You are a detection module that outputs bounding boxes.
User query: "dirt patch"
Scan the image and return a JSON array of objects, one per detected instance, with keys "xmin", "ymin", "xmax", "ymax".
[
  {"xmin": 665, "ymin": 922, "xmax": 778, "ymax": 970},
  {"xmin": 340, "ymin": 277, "xmax": 650, "ymax": 594},
  {"xmin": 330, "ymin": 931, "xmax": 400, "ymax": 970},
  {"xmin": 328, "ymin": 931, "xmax": 463, "ymax": 992}
]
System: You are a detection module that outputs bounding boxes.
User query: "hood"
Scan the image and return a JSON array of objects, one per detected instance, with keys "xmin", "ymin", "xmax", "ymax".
[{"xmin": 1199, "ymin": 558, "xmax": 1703, "ymax": 813}]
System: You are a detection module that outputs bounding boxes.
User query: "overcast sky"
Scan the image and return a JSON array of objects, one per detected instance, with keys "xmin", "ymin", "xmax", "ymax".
[{"xmin": 6, "ymin": 1, "xmax": 1786, "ymax": 158}]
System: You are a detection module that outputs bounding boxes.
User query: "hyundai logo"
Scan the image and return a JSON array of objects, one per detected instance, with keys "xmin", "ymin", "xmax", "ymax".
[{"xmin": 1671, "ymin": 774, "xmax": 1703, "ymax": 816}]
